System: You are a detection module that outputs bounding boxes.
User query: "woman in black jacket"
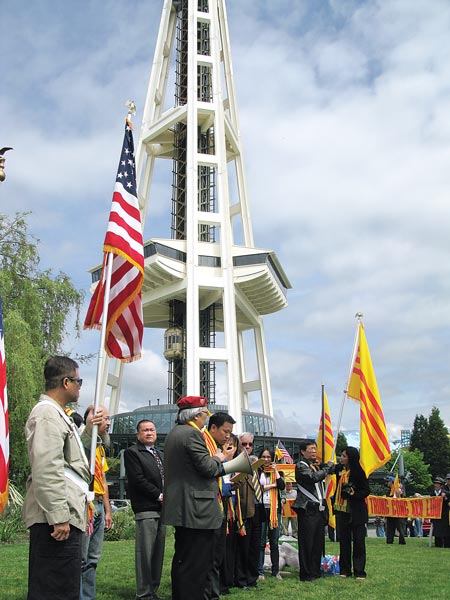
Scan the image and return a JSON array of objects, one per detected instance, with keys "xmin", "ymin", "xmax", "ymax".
[{"xmin": 334, "ymin": 446, "xmax": 370, "ymax": 579}]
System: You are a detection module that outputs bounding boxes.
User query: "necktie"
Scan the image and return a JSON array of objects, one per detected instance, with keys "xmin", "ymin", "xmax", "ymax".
[
  {"xmin": 149, "ymin": 447, "xmax": 164, "ymax": 487},
  {"xmin": 252, "ymin": 471, "xmax": 263, "ymax": 503}
]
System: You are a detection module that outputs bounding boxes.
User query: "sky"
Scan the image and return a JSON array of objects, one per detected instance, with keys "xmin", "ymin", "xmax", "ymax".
[{"xmin": 2, "ymin": 0, "xmax": 450, "ymax": 444}]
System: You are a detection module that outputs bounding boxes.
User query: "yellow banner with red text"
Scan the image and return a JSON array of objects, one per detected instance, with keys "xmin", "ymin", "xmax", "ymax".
[{"xmin": 367, "ymin": 495, "xmax": 442, "ymax": 518}]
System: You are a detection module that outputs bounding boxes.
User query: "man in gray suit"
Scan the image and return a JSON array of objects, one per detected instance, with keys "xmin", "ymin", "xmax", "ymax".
[{"xmin": 162, "ymin": 396, "xmax": 226, "ymax": 600}]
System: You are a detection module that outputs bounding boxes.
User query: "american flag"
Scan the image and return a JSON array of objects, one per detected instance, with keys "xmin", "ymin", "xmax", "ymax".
[
  {"xmin": 84, "ymin": 121, "xmax": 144, "ymax": 362},
  {"xmin": 0, "ymin": 298, "xmax": 9, "ymax": 516},
  {"xmin": 276, "ymin": 440, "xmax": 293, "ymax": 464}
]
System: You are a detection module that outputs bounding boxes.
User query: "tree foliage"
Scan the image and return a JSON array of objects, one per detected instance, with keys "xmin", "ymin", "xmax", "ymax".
[
  {"xmin": 385, "ymin": 448, "xmax": 432, "ymax": 496},
  {"xmin": 409, "ymin": 406, "xmax": 450, "ymax": 480},
  {"xmin": 0, "ymin": 212, "xmax": 84, "ymax": 487},
  {"xmin": 335, "ymin": 430, "xmax": 348, "ymax": 455},
  {"xmin": 425, "ymin": 407, "xmax": 450, "ymax": 478},
  {"xmin": 410, "ymin": 414, "xmax": 428, "ymax": 455}
]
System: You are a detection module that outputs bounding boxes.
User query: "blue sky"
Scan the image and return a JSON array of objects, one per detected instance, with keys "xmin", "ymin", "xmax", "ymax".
[{"xmin": 2, "ymin": 0, "xmax": 450, "ymax": 442}]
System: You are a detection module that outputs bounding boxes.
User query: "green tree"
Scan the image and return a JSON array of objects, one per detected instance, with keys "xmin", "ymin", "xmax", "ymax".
[
  {"xmin": 425, "ymin": 407, "xmax": 450, "ymax": 478},
  {"xmin": 385, "ymin": 449, "xmax": 432, "ymax": 495},
  {"xmin": 0, "ymin": 212, "xmax": 84, "ymax": 487},
  {"xmin": 409, "ymin": 407, "xmax": 450, "ymax": 479},
  {"xmin": 335, "ymin": 430, "xmax": 348, "ymax": 455},
  {"xmin": 410, "ymin": 414, "xmax": 428, "ymax": 454}
]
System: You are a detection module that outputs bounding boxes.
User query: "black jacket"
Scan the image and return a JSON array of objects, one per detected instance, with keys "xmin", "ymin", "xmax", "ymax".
[
  {"xmin": 334, "ymin": 464, "xmax": 370, "ymax": 525},
  {"xmin": 124, "ymin": 441, "xmax": 164, "ymax": 514},
  {"xmin": 293, "ymin": 459, "xmax": 328, "ymax": 512}
]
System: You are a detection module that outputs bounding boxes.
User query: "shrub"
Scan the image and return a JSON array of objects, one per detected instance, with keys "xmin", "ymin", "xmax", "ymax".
[
  {"xmin": 104, "ymin": 505, "xmax": 136, "ymax": 541},
  {"xmin": 0, "ymin": 482, "xmax": 27, "ymax": 544},
  {"xmin": 0, "ymin": 505, "xmax": 27, "ymax": 543}
]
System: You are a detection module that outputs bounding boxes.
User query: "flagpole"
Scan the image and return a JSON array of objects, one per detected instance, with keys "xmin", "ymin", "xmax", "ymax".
[
  {"xmin": 321, "ymin": 384, "xmax": 325, "ymax": 463},
  {"xmin": 333, "ymin": 314, "xmax": 362, "ymax": 456},
  {"xmin": 90, "ymin": 251, "xmax": 114, "ymax": 473},
  {"xmin": 89, "ymin": 102, "xmax": 138, "ymax": 473}
]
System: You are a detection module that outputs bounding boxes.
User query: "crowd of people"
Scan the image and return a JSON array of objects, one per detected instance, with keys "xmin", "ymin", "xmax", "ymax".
[{"xmin": 22, "ymin": 355, "xmax": 450, "ymax": 600}]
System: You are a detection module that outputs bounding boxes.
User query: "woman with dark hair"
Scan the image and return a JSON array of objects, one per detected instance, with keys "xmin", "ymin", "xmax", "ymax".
[
  {"xmin": 333, "ymin": 446, "xmax": 370, "ymax": 579},
  {"xmin": 257, "ymin": 448, "xmax": 285, "ymax": 580}
]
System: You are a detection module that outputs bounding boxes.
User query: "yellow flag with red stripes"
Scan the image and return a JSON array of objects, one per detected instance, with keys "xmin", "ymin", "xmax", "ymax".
[
  {"xmin": 347, "ymin": 323, "xmax": 391, "ymax": 476},
  {"xmin": 317, "ymin": 388, "xmax": 336, "ymax": 528}
]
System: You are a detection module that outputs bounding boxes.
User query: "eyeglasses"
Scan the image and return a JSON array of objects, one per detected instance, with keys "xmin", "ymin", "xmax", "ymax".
[
  {"xmin": 241, "ymin": 442, "xmax": 253, "ymax": 447},
  {"xmin": 64, "ymin": 376, "xmax": 83, "ymax": 387}
]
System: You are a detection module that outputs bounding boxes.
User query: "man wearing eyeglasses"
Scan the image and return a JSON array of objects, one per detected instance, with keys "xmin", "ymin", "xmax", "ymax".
[
  {"xmin": 234, "ymin": 433, "xmax": 264, "ymax": 590},
  {"xmin": 80, "ymin": 405, "xmax": 113, "ymax": 600},
  {"xmin": 23, "ymin": 356, "xmax": 91, "ymax": 600}
]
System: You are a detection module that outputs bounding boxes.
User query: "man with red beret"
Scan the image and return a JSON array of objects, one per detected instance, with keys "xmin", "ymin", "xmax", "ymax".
[{"xmin": 162, "ymin": 396, "xmax": 227, "ymax": 600}]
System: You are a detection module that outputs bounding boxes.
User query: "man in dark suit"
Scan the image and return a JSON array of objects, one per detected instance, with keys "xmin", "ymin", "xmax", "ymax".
[
  {"xmin": 293, "ymin": 439, "xmax": 333, "ymax": 582},
  {"xmin": 162, "ymin": 396, "xmax": 226, "ymax": 600},
  {"xmin": 124, "ymin": 420, "xmax": 166, "ymax": 600}
]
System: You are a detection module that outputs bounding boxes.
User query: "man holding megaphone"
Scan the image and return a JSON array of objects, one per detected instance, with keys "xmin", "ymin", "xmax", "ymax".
[
  {"xmin": 163, "ymin": 398, "xmax": 249, "ymax": 600},
  {"xmin": 203, "ymin": 412, "xmax": 236, "ymax": 600}
]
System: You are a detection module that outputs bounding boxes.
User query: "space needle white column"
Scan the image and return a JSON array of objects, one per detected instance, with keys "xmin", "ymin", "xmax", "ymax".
[{"xmin": 101, "ymin": 0, "xmax": 291, "ymax": 432}]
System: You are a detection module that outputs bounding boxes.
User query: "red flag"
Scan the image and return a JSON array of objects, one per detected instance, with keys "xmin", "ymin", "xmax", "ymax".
[
  {"xmin": 84, "ymin": 122, "xmax": 144, "ymax": 362},
  {"xmin": 0, "ymin": 298, "xmax": 9, "ymax": 515},
  {"xmin": 347, "ymin": 323, "xmax": 391, "ymax": 476}
]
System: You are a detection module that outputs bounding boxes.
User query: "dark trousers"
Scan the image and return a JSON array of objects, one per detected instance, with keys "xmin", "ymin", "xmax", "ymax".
[
  {"xmin": 220, "ymin": 520, "xmax": 237, "ymax": 589},
  {"xmin": 297, "ymin": 506, "xmax": 325, "ymax": 581},
  {"xmin": 28, "ymin": 523, "xmax": 82, "ymax": 600},
  {"xmin": 386, "ymin": 517, "xmax": 406, "ymax": 544},
  {"xmin": 258, "ymin": 508, "xmax": 281, "ymax": 576},
  {"xmin": 336, "ymin": 512, "xmax": 367, "ymax": 578},
  {"xmin": 433, "ymin": 533, "xmax": 450, "ymax": 547},
  {"xmin": 172, "ymin": 527, "xmax": 217, "ymax": 600},
  {"xmin": 134, "ymin": 514, "xmax": 166, "ymax": 599},
  {"xmin": 205, "ymin": 518, "xmax": 227, "ymax": 600},
  {"xmin": 234, "ymin": 507, "xmax": 262, "ymax": 588}
]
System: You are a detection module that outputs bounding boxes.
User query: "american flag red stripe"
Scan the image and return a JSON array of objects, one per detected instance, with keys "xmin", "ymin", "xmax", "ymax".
[
  {"xmin": 0, "ymin": 298, "xmax": 9, "ymax": 516},
  {"xmin": 84, "ymin": 122, "xmax": 144, "ymax": 362},
  {"xmin": 276, "ymin": 440, "xmax": 293, "ymax": 464}
]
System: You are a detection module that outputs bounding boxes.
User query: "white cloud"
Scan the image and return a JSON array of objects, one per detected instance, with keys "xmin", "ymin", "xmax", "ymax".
[{"xmin": 2, "ymin": 0, "xmax": 450, "ymax": 442}]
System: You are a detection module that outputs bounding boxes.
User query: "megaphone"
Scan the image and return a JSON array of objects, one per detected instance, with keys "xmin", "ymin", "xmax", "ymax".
[{"xmin": 222, "ymin": 451, "xmax": 253, "ymax": 475}]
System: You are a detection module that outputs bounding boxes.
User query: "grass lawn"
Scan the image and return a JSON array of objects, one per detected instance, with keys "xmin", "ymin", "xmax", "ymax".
[{"xmin": 1, "ymin": 532, "xmax": 449, "ymax": 599}]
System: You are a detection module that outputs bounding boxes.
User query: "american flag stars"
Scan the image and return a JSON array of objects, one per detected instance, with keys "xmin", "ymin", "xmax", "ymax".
[{"xmin": 115, "ymin": 127, "xmax": 136, "ymax": 195}]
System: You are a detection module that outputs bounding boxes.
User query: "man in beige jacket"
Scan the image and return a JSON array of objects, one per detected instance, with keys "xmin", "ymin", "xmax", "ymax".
[{"xmin": 22, "ymin": 356, "xmax": 91, "ymax": 600}]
